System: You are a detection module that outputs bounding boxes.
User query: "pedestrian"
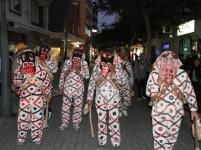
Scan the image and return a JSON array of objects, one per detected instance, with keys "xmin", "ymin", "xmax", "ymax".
[
  {"xmin": 189, "ymin": 58, "xmax": 201, "ymax": 112},
  {"xmin": 13, "ymin": 48, "xmax": 51, "ymax": 145},
  {"xmin": 146, "ymin": 50, "xmax": 199, "ymax": 150},
  {"xmin": 134, "ymin": 53, "xmax": 150, "ymax": 100},
  {"xmin": 59, "ymin": 48, "xmax": 90, "ymax": 131},
  {"xmin": 87, "ymin": 49, "xmax": 126, "ymax": 150},
  {"xmin": 38, "ymin": 43, "xmax": 58, "ymax": 121}
]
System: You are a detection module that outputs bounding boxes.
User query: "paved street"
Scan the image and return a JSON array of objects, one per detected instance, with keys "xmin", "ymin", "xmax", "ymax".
[{"xmin": 0, "ymin": 69, "xmax": 197, "ymax": 150}]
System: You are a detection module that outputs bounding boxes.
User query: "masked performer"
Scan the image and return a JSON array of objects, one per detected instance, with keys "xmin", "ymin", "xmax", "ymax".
[
  {"xmin": 13, "ymin": 48, "xmax": 51, "ymax": 145},
  {"xmin": 87, "ymin": 50, "xmax": 126, "ymax": 150},
  {"xmin": 38, "ymin": 43, "xmax": 58, "ymax": 120},
  {"xmin": 118, "ymin": 48, "xmax": 134, "ymax": 117},
  {"xmin": 59, "ymin": 48, "xmax": 89, "ymax": 131},
  {"xmin": 146, "ymin": 51, "xmax": 199, "ymax": 150}
]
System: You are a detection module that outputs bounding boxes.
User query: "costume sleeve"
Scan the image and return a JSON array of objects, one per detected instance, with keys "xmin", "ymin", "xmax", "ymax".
[
  {"xmin": 183, "ymin": 72, "xmax": 198, "ymax": 111},
  {"xmin": 113, "ymin": 64, "xmax": 128, "ymax": 87},
  {"xmin": 80, "ymin": 60, "xmax": 90, "ymax": 80},
  {"xmin": 146, "ymin": 71, "xmax": 160, "ymax": 97},
  {"xmin": 13, "ymin": 68, "xmax": 23, "ymax": 95},
  {"xmin": 42, "ymin": 70, "xmax": 51, "ymax": 98},
  {"xmin": 125, "ymin": 61, "xmax": 134, "ymax": 86},
  {"xmin": 87, "ymin": 64, "xmax": 100, "ymax": 101},
  {"xmin": 48, "ymin": 59, "xmax": 58, "ymax": 73},
  {"xmin": 59, "ymin": 59, "xmax": 71, "ymax": 90}
]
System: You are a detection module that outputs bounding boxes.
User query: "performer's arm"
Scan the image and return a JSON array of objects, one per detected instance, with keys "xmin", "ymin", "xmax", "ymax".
[
  {"xmin": 13, "ymin": 68, "xmax": 23, "ymax": 95},
  {"xmin": 126, "ymin": 62, "xmax": 134, "ymax": 86},
  {"xmin": 80, "ymin": 60, "xmax": 90, "ymax": 80},
  {"xmin": 146, "ymin": 71, "xmax": 160, "ymax": 98},
  {"xmin": 59, "ymin": 59, "xmax": 70, "ymax": 91},
  {"xmin": 87, "ymin": 65, "xmax": 99, "ymax": 105},
  {"xmin": 42, "ymin": 70, "xmax": 51, "ymax": 101}
]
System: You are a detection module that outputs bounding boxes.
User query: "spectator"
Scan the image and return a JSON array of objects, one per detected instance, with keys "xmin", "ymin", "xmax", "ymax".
[{"xmin": 134, "ymin": 53, "xmax": 150, "ymax": 100}]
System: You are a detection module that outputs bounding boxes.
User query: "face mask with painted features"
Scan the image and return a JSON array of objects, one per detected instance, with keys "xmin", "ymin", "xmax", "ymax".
[
  {"xmin": 100, "ymin": 52, "xmax": 114, "ymax": 77},
  {"xmin": 39, "ymin": 44, "xmax": 51, "ymax": 61},
  {"xmin": 72, "ymin": 57, "xmax": 81, "ymax": 68},
  {"xmin": 20, "ymin": 51, "xmax": 36, "ymax": 76}
]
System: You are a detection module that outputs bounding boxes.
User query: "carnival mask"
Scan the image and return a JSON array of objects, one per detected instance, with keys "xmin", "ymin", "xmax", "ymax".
[
  {"xmin": 72, "ymin": 57, "xmax": 81, "ymax": 67},
  {"xmin": 100, "ymin": 52, "xmax": 114, "ymax": 77},
  {"xmin": 163, "ymin": 65, "xmax": 175, "ymax": 84},
  {"xmin": 39, "ymin": 44, "xmax": 51, "ymax": 61},
  {"xmin": 19, "ymin": 50, "xmax": 35, "ymax": 76}
]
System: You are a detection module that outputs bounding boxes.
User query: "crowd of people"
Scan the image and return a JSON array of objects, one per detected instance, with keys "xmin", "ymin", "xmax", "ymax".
[{"xmin": 9, "ymin": 43, "xmax": 201, "ymax": 150}]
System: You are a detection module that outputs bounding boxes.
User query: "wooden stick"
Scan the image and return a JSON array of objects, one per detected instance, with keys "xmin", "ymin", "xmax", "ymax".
[
  {"xmin": 193, "ymin": 119, "xmax": 200, "ymax": 150},
  {"xmin": 89, "ymin": 106, "xmax": 94, "ymax": 138},
  {"xmin": 44, "ymin": 101, "xmax": 49, "ymax": 128}
]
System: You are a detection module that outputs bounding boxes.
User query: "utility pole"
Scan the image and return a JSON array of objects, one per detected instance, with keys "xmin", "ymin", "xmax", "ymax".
[{"xmin": 0, "ymin": 0, "xmax": 12, "ymax": 116}]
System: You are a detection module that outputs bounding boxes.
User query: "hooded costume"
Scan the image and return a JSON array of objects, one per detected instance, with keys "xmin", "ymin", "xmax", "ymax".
[
  {"xmin": 87, "ymin": 50, "xmax": 127, "ymax": 148},
  {"xmin": 118, "ymin": 48, "xmax": 134, "ymax": 116},
  {"xmin": 59, "ymin": 48, "xmax": 89, "ymax": 130},
  {"xmin": 13, "ymin": 48, "xmax": 51, "ymax": 144},
  {"xmin": 146, "ymin": 51, "xmax": 198, "ymax": 149}
]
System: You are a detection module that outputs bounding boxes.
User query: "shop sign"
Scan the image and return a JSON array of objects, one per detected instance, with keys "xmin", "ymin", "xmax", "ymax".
[{"xmin": 177, "ymin": 20, "xmax": 195, "ymax": 36}]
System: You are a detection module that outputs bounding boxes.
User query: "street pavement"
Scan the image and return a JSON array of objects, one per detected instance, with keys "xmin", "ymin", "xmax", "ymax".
[{"xmin": 0, "ymin": 68, "xmax": 197, "ymax": 150}]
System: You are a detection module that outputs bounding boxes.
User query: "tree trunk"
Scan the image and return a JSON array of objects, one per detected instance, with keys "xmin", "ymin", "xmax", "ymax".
[{"xmin": 142, "ymin": 8, "xmax": 152, "ymax": 59}]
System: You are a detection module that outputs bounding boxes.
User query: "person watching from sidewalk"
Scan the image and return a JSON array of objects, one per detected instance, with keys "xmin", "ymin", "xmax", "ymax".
[
  {"xmin": 134, "ymin": 53, "xmax": 150, "ymax": 100},
  {"xmin": 146, "ymin": 50, "xmax": 199, "ymax": 150}
]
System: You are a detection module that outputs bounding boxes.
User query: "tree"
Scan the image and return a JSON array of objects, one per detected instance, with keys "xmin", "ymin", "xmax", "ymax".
[{"xmin": 96, "ymin": 0, "xmax": 201, "ymax": 57}]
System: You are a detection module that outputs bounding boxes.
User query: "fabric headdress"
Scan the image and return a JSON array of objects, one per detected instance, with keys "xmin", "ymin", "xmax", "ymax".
[{"xmin": 153, "ymin": 51, "xmax": 182, "ymax": 84}]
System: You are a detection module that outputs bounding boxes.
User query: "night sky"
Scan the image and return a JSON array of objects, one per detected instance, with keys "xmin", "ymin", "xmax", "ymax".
[{"xmin": 98, "ymin": 12, "xmax": 116, "ymax": 30}]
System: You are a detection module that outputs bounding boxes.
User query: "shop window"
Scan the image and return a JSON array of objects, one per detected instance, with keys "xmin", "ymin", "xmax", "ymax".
[{"xmin": 9, "ymin": 0, "xmax": 21, "ymax": 15}]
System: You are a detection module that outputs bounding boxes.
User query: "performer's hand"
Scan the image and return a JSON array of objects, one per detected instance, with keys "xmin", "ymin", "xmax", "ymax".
[
  {"xmin": 109, "ymin": 64, "xmax": 116, "ymax": 75},
  {"xmin": 96, "ymin": 75, "xmax": 105, "ymax": 86},
  {"xmin": 47, "ymin": 97, "xmax": 51, "ymax": 103},
  {"xmin": 191, "ymin": 111, "xmax": 199, "ymax": 120},
  {"xmin": 88, "ymin": 100, "xmax": 93, "ymax": 108},
  {"xmin": 59, "ymin": 88, "xmax": 64, "ymax": 95}
]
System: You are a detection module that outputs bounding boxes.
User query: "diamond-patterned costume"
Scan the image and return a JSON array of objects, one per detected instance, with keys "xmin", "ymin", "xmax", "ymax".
[
  {"xmin": 87, "ymin": 62, "xmax": 126, "ymax": 147},
  {"xmin": 59, "ymin": 58, "xmax": 89, "ymax": 128},
  {"xmin": 119, "ymin": 60, "xmax": 133, "ymax": 112},
  {"xmin": 13, "ymin": 62, "xmax": 51, "ymax": 143},
  {"xmin": 146, "ymin": 52, "xmax": 197, "ymax": 150}
]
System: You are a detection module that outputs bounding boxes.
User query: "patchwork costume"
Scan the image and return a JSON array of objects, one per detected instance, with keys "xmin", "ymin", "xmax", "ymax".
[
  {"xmin": 119, "ymin": 59, "xmax": 134, "ymax": 116},
  {"xmin": 59, "ymin": 49, "xmax": 89, "ymax": 130},
  {"xmin": 87, "ymin": 52, "xmax": 126, "ymax": 148},
  {"xmin": 146, "ymin": 51, "xmax": 198, "ymax": 150},
  {"xmin": 38, "ymin": 43, "xmax": 58, "ymax": 121},
  {"xmin": 13, "ymin": 49, "xmax": 51, "ymax": 145}
]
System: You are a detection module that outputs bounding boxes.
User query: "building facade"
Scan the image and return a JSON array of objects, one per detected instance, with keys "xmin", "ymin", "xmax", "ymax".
[
  {"xmin": 49, "ymin": 0, "xmax": 95, "ymax": 60},
  {"xmin": 0, "ymin": 0, "xmax": 51, "ymax": 52},
  {"xmin": 152, "ymin": 19, "xmax": 201, "ymax": 60}
]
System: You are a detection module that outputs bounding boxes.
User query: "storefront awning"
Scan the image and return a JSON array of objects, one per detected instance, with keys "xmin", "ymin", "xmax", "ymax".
[{"xmin": 50, "ymin": 32, "xmax": 84, "ymax": 44}]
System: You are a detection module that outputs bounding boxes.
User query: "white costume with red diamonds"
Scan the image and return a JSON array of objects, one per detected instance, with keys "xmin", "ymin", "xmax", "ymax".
[
  {"xmin": 87, "ymin": 54, "xmax": 126, "ymax": 147},
  {"xmin": 14, "ymin": 62, "xmax": 51, "ymax": 143},
  {"xmin": 146, "ymin": 51, "xmax": 198, "ymax": 150},
  {"xmin": 59, "ymin": 58, "xmax": 89, "ymax": 128},
  {"xmin": 119, "ymin": 60, "xmax": 134, "ymax": 112}
]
